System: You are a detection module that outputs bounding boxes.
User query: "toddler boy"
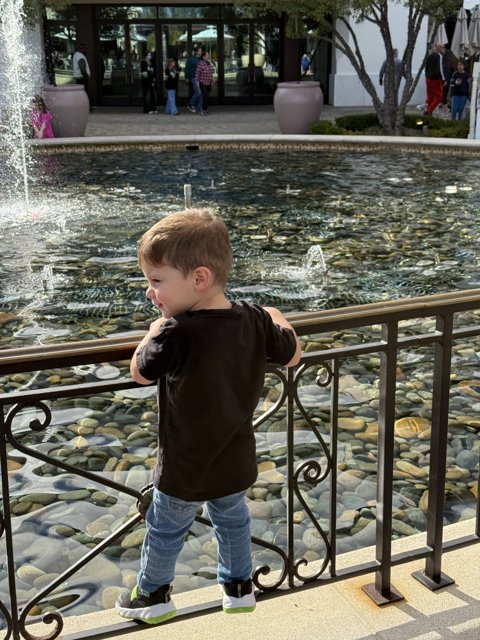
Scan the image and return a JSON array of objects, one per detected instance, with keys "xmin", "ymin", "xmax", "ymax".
[{"xmin": 116, "ymin": 208, "xmax": 301, "ymax": 624}]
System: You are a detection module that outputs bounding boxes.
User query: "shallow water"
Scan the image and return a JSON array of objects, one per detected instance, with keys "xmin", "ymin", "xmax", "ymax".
[
  {"xmin": 1, "ymin": 146, "xmax": 479, "ymax": 621},
  {"xmin": 1, "ymin": 147, "xmax": 480, "ymax": 347}
]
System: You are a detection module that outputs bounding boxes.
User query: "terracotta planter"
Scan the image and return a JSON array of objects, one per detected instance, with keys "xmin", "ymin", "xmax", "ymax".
[
  {"xmin": 273, "ymin": 81, "xmax": 323, "ymax": 134},
  {"xmin": 42, "ymin": 85, "xmax": 90, "ymax": 138}
]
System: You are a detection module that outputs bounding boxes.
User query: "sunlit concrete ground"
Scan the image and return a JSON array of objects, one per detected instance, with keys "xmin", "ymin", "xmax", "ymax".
[
  {"xmin": 28, "ymin": 521, "xmax": 480, "ymax": 640},
  {"xmin": 84, "ymin": 104, "xmax": 417, "ymax": 137}
]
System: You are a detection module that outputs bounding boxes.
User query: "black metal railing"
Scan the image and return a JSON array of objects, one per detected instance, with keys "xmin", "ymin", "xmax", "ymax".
[{"xmin": 0, "ymin": 289, "xmax": 479, "ymax": 639}]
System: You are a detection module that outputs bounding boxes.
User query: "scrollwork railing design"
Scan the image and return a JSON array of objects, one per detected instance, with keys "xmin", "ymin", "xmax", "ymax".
[{"xmin": 0, "ymin": 288, "xmax": 479, "ymax": 638}]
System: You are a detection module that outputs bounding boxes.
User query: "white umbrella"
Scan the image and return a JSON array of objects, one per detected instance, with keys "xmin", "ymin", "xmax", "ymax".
[
  {"xmin": 468, "ymin": 7, "xmax": 480, "ymax": 55},
  {"xmin": 451, "ymin": 7, "xmax": 470, "ymax": 58},
  {"xmin": 430, "ymin": 22, "xmax": 448, "ymax": 46},
  {"xmin": 178, "ymin": 26, "xmax": 233, "ymax": 42}
]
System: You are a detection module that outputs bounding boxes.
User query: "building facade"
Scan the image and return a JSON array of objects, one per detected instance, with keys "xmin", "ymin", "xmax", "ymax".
[{"xmin": 37, "ymin": 2, "xmax": 427, "ymax": 108}]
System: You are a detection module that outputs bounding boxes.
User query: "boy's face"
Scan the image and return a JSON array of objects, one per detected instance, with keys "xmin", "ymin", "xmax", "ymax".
[{"xmin": 141, "ymin": 261, "xmax": 200, "ymax": 319}]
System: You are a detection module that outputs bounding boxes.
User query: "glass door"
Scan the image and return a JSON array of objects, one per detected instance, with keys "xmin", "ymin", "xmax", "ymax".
[
  {"xmin": 161, "ymin": 23, "xmax": 188, "ymax": 101},
  {"xmin": 253, "ymin": 23, "xmax": 279, "ymax": 100},
  {"xmin": 223, "ymin": 23, "xmax": 249, "ymax": 100},
  {"xmin": 130, "ymin": 24, "xmax": 157, "ymax": 106},
  {"xmin": 99, "ymin": 23, "xmax": 157, "ymax": 105},
  {"xmin": 223, "ymin": 23, "xmax": 278, "ymax": 103},
  {"xmin": 190, "ymin": 23, "xmax": 218, "ymax": 102},
  {"xmin": 99, "ymin": 23, "xmax": 129, "ymax": 103}
]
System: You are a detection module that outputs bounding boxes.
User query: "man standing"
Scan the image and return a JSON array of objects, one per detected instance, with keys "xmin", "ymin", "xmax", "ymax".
[
  {"xmin": 379, "ymin": 48, "xmax": 404, "ymax": 106},
  {"xmin": 185, "ymin": 45, "xmax": 202, "ymax": 113},
  {"xmin": 195, "ymin": 50, "xmax": 214, "ymax": 115},
  {"xmin": 425, "ymin": 43, "xmax": 446, "ymax": 115},
  {"xmin": 72, "ymin": 43, "xmax": 91, "ymax": 99}
]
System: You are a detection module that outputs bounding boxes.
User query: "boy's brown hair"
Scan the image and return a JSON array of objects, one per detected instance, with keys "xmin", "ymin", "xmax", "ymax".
[{"xmin": 138, "ymin": 208, "xmax": 233, "ymax": 287}]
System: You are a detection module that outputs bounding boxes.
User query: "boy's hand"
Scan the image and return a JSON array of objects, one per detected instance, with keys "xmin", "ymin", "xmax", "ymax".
[
  {"xmin": 137, "ymin": 483, "xmax": 153, "ymax": 519},
  {"xmin": 130, "ymin": 316, "xmax": 167, "ymax": 384}
]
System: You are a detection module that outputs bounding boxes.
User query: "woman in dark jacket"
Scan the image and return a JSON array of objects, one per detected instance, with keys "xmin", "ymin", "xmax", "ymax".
[
  {"xmin": 165, "ymin": 58, "xmax": 179, "ymax": 115},
  {"xmin": 141, "ymin": 52, "xmax": 157, "ymax": 114}
]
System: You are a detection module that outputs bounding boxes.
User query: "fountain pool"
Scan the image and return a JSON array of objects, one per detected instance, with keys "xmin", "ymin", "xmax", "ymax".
[{"xmin": 1, "ymin": 144, "xmax": 480, "ymax": 349}]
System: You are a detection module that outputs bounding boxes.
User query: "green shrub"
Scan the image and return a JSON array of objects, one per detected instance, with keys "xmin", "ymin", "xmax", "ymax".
[
  {"xmin": 403, "ymin": 114, "xmax": 428, "ymax": 129},
  {"xmin": 425, "ymin": 122, "xmax": 469, "ymax": 138},
  {"xmin": 310, "ymin": 111, "xmax": 468, "ymax": 138},
  {"xmin": 410, "ymin": 114, "xmax": 469, "ymax": 138},
  {"xmin": 334, "ymin": 113, "xmax": 380, "ymax": 130},
  {"xmin": 310, "ymin": 120, "xmax": 347, "ymax": 135}
]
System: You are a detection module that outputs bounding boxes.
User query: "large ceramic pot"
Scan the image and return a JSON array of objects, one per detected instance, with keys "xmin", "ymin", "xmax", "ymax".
[
  {"xmin": 273, "ymin": 81, "xmax": 323, "ymax": 134},
  {"xmin": 42, "ymin": 85, "xmax": 90, "ymax": 138}
]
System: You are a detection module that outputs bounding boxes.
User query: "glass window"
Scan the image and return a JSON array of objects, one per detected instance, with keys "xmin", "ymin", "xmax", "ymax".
[
  {"xmin": 221, "ymin": 6, "xmax": 260, "ymax": 20},
  {"xmin": 162, "ymin": 23, "xmax": 188, "ymax": 98},
  {"xmin": 158, "ymin": 6, "xmax": 219, "ymax": 19},
  {"xmin": 97, "ymin": 7, "xmax": 157, "ymax": 20},
  {"xmin": 48, "ymin": 24, "xmax": 76, "ymax": 85},
  {"xmin": 99, "ymin": 24, "xmax": 128, "ymax": 98},
  {"xmin": 45, "ymin": 6, "xmax": 76, "ymax": 20}
]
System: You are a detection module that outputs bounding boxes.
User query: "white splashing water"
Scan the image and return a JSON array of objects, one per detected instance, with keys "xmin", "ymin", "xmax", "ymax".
[
  {"xmin": 0, "ymin": 0, "xmax": 43, "ymax": 205},
  {"xmin": 270, "ymin": 245, "xmax": 328, "ymax": 282}
]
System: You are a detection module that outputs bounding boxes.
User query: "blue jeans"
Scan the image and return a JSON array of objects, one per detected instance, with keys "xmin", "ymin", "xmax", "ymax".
[
  {"xmin": 137, "ymin": 488, "xmax": 252, "ymax": 595},
  {"xmin": 188, "ymin": 79, "xmax": 202, "ymax": 112},
  {"xmin": 451, "ymin": 95, "xmax": 467, "ymax": 120},
  {"xmin": 165, "ymin": 89, "xmax": 178, "ymax": 115}
]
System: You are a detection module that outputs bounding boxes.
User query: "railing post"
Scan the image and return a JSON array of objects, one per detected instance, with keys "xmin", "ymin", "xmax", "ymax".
[
  {"xmin": 329, "ymin": 358, "xmax": 339, "ymax": 578},
  {"xmin": 412, "ymin": 314, "xmax": 455, "ymax": 590},
  {"xmin": 0, "ymin": 407, "xmax": 21, "ymax": 639},
  {"xmin": 468, "ymin": 61, "xmax": 479, "ymax": 139},
  {"xmin": 286, "ymin": 365, "xmax": 295, "ymax": 587},
  {"xmin": 362, "ymin": 321, "xmax": 404, "ymax": 605}
]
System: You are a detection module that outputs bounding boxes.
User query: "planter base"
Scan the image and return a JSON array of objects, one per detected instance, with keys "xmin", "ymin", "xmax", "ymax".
[
  {"xmin": 273, "ymin": 81, "xmax": 323, "ymax": 134},
  {"xmin": 43, "ymin": 85, "xmax": 90, "ymax": 138}
]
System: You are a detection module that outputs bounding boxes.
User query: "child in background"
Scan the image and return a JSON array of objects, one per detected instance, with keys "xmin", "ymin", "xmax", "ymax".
[
  {"xmin": 116, "ymin": 208, "xmax": 301, "ymax": 624},
  {"xmin": 450, "ymin": 60, "xmax": 470, "ymax": 120},
  {"xmin": 164, "ymin": 58, "xmax": 179, "ymax": 115},
  {"xmin": 30, "ymin": 95, "xmax": 55, "ymax": 139}
]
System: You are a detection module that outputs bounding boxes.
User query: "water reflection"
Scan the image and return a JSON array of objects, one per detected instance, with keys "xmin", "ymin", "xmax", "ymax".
[{"xmin": 1, "ymin": 147, "xmax": 480, "ymax": 348}]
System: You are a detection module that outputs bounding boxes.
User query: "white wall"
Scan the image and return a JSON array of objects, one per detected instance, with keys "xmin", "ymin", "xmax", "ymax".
[{"xmin": 329, "ymin": 2, "xmax": 428, "ymax": 107}]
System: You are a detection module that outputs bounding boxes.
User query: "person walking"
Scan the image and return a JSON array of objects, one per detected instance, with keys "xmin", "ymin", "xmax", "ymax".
[
  {"xmin": 185, "ymin": 45, "xmax": 203, "ymax": 113},
  {"xmin": 195, "ymin": 50, "xmax": 214, "ymax": 115},
  {"xmin": 164, "ymin": 58, "xmax": 179, "ymax": 115},
  {"xmin": 140, "ymin": 52, "xmax": 157, "ymax": 114},
  {"xmin": 72, "ymin": 43, "xmax": 91, "ymax": 95},
  {"xmin": 379, "ymin": 48, "xmax": 404, "ymax": 106},
  {"xmin": 115, "ymin": 208, "xmax": 301, "ymax": 625},
  {"xmin": 450, "ymin": 60, "xmax": 470, "ymax": 120},
  {"xmin": 425, "ymin": 43, "xmax": 446, "ymax": 115}
]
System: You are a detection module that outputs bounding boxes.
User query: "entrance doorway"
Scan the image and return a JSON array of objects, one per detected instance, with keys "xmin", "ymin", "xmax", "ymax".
[
  {"xmin": 99, "ymin": 23, "xmax": 157, "ymax": 105},
  {"xmin": 97, "ymin": 18, "xmax": 279, "ymax": 106},
  {"xmin": 223, "ymin": 23, "xmax": 279, "ymax": 103}
]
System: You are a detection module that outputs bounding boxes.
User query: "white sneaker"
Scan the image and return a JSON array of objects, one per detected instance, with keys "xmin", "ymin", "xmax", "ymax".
[
  {"xmin": 220, "ymin": 579, "xmax": 256, "ymax": 614},
  {"xmin": 116, "ymin": 585, "xmax": 176, "ymax": 624}
]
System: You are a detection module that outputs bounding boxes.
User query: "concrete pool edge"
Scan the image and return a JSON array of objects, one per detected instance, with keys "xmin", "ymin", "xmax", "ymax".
[{"xmin": 25, "ymin": 133, "xmax": 480, "ymax": 155}]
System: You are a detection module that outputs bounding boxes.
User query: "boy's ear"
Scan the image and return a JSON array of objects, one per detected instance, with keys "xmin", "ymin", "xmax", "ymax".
[{"xmin": 193, "ymin": 266, "xmax": 213, "ymax": 290}]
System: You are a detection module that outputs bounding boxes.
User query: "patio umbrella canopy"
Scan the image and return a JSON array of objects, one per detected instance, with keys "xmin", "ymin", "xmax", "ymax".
[
  {"xmin": 178, "ymin": 26, "xmax": 233, "ymax": 42},
  {"xmin": 433, "ymin": 23, "xmax": 448, "ymax": 46},
  {"xmin": 451, "ymin": 7, "xmax": 470, "ymax": 58},
  {"xmin": 468, "ymin": 7, "xmax": 480, "ymax": 55}
]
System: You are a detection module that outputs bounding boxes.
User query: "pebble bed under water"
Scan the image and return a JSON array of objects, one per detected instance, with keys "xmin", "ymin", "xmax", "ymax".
[
  {"xmin": 0, "ymin": 146, "xmax": 478, "ymax": 622},
  {"xmin": 1, "ymin": 147, "xmax": 480, "ymax": 347}
]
